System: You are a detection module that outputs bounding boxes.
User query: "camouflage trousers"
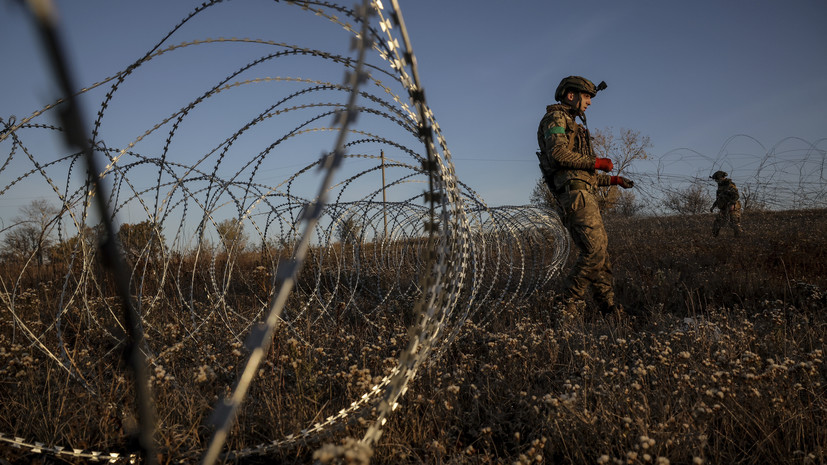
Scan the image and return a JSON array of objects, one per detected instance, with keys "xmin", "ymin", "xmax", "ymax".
[
  {"xmin": 713, "ymin": 202, "xmax": 742, "ymax": 237},
  {"xmin": 556, "ymin": 189, "xmax": 615, "ymax": 307}
]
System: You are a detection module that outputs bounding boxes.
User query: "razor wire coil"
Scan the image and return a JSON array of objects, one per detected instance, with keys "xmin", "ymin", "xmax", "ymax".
[{"xmin": 0, "ymin": 0, "xmax": 566, "ymax": 462}]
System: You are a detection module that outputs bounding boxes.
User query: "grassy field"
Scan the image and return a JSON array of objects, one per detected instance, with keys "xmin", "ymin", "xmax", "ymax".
[{"xmin": 1, "ymin": 209, "xmax": 825, "ymax": 464}]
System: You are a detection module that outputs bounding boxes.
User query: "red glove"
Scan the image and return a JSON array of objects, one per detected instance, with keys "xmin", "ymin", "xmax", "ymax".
[
  {"xmin": 610, "ymin": 176, "xmax": 634, "ymax": 189},
  {"xmin": 594, "ymin": 157, "xmax": 613, "ymax": 172}
]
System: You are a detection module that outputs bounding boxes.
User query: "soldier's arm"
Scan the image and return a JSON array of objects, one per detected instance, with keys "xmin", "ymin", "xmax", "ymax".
[{"xmin": 540, "ymin": 111, "xmax": 594, "ymax": 170}]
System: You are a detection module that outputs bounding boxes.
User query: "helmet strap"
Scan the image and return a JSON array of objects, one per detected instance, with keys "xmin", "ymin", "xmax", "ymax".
[{"xmin": 577, "ymin": 95, "xmax": 588, "ymax": 126}]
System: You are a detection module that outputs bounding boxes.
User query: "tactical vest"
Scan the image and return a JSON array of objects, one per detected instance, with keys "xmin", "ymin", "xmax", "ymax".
[
  {"xmin": 716, "ymin": 180, "xmax": 739, "ymax": 206},
  {"xmin": 536, "ymin": 104, "xmax": 596, "ymax": 192}
]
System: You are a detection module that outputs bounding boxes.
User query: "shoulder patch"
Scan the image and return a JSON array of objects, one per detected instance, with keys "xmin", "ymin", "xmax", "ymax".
[{"xmin": 544, "ymin": 126, "xmax": 566, "ymax": 139}]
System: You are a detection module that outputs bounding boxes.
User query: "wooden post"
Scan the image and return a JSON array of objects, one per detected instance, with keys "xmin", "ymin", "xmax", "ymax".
[{"xmin": 381, "ymin": 150, "xmax": 387, "ymax": 237}]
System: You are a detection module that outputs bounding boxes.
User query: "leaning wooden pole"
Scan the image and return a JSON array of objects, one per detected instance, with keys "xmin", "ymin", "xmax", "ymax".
[{"xmin": 381, "ymin": 149, "xmax": 388, "ymax": 237}]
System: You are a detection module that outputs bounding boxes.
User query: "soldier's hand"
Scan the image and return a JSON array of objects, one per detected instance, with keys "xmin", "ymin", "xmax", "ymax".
[
  {"xmin": 610, "ymin": 176, "xmax": 634, "ymax": 189},
  {"xmin": 595, "ymin": 157, "xmax": 614, "ymax": 172}
]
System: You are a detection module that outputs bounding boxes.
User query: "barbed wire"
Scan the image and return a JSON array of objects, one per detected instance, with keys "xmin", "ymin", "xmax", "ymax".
[
  {"xmin": 629, "ymin": 135, "xmax": 827, "ymax": 213},
  {"xmin": 0, "ymin": 0, "xmax": 568, "ymax": 463}
]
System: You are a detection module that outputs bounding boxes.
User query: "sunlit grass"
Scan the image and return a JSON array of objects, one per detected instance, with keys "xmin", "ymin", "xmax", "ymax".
[{"xmin": 1, "ymin": 209, "xmax": 826, "ymax": 464}]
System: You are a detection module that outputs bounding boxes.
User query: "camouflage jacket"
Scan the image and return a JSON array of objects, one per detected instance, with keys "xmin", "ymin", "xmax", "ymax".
[
  {"xmin": 714, "ymin": 179, "xmax": 739, "ymax": 209},
  {"xmin": 536, "ymin": 103, "xmax": 610, "ymax": 193}
]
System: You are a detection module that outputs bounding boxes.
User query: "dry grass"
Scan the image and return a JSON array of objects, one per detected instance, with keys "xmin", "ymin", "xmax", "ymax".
[{"xmin": 1, "ymin": 209, "xmax": 826, "ymax": 464}]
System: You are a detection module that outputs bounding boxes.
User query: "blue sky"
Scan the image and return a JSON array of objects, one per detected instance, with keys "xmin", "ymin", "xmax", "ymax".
[
  {"xmin": 399, "ymin": 1, "xmax": 827, "ymax": 203},
  {"xmin": 2, "ymin": 0, "xmax": 826, "ymax": 218}
]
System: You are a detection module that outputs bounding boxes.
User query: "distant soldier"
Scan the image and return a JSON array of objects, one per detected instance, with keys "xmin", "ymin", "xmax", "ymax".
[
  {"xmin": 709, "ymin": 170, "xmax": 743, "ymax": 237},
  {"xmin": 536, "ymin": 76, "xmax": 635, "ymax": 316}
]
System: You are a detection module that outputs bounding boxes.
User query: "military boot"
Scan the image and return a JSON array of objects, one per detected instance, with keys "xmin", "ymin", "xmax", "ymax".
[{"xmin": 597, "ymin": 300, "xmax": 624, "ymax": 316}]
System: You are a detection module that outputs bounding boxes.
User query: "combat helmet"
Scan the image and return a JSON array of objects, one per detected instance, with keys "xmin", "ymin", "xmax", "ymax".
[
  {"xmin": 710, "ymin": 170, "xmax": 728, "ymax": 181},
  {"xmin": 555, "ymin": 76, "xmax": 607, "ymax": 102}
]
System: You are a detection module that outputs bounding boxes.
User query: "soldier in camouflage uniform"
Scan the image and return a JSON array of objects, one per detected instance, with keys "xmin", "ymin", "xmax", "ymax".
[
  {"xmin": 536, "ymin": 76, "xmax": 635, "ymax": 315},
  {"xmin": 709, "ymin": 170, "xmax": 743, "ymax": 237}
]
